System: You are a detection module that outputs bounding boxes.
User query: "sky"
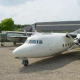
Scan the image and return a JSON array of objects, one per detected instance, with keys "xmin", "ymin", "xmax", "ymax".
[{"xmin": 0, "ymin": 0, "xmax": 80, "ymax": 24}]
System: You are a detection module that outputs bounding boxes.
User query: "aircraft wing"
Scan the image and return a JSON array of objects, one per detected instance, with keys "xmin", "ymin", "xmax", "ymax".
[
  {"xmin": 66, "ymin": 33, "xmax": 77, "ymax": 38},
  {"xmin": 66, "ymin": 29, "xmax": 80, "ymax": 38},
  {"xmin": 65, "ymin": 29, "xmax": 80, "ymax": 38},
  {"xmin": 7, "ymin": 36, "xmax": 28, "ymax": 42},
  {"xmin": 70, "ymin": 29, "xmax": 80, "ymax": 34},
  {"xmin": 8, "ymin": 36, "xmax": 28, "ymax": 38}
]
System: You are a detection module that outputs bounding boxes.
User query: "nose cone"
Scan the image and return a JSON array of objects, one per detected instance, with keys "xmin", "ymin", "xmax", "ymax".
[
  {"xmin": 13, "ymin": 45, "xmax": 24, "ymax": 57},
  {"xmin": 12, "ymin": 44, "xmax": 35, "ymax": 58}
]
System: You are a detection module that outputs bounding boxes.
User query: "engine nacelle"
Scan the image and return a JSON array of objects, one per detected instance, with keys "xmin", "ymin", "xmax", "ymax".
[{"xmin": 74, "ymin": 39, "xmax": 78, "ymax": 44}]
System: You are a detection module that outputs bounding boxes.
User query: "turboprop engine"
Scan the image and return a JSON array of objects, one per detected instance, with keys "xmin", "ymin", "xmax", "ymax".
[{"xmin": 66, "ymin": 33, "xmax": 80, "ymax": 51}]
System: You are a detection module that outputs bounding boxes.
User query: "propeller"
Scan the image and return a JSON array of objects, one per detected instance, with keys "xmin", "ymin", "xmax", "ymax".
[{"xmin": 67, "ymin": 33, "xmax": 80, "ymax": 52}]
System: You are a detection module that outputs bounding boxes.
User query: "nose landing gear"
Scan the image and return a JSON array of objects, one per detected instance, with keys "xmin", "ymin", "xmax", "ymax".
[
  {"xmin": 15, "ymin": 57, "xmax": 29, "ymax": 66},
  {"xmin": 22, "ymin": 60, "xmax": 29, "ymax": 66}
]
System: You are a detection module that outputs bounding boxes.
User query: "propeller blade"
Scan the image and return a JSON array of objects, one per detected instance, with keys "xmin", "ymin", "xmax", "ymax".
[
  {"xmin": 67, "ymin": 43, "xmax": 74, "ymax": 52},
  {"xmin": 77, "ymin": 43, "xmax": 80, "ymax": 47},
  {"xmin": 67, "ymin": 33, "xmax": 74, "ymax": 40}
]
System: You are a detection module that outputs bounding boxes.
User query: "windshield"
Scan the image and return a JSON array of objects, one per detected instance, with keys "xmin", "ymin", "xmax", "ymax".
[
  {"xmin": 38, "ymin": 40, "xmax": 43, "ymax": 44},
  {"xmin": 25, "ymin": 39, "xmax": 43, "ymax": 44},
  {"xmin": 29, "ymin": 40, "xmax": 36, "ymax": 44}
]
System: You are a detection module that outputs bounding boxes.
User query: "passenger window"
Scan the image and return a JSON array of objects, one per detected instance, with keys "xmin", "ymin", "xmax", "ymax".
[
  {"xmin": 63, "ymin": 44, "xmax": 64, "ymax": 47},
  {"xmin": 68, "ymin": 43, "xmax": 69, "ymax": 46},
  {"xmin": 39, "ymin": 40, "xmax": 43, "ymax": 44},
  {"xmin": 65, "ymin": 44, "xmax": 67, "ymax": 47}
]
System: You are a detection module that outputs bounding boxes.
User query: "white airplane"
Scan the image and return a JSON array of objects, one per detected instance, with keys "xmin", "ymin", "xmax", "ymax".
[{"xmin": 13, "ymin": 29, "xmax": 80, "ymax": 66}]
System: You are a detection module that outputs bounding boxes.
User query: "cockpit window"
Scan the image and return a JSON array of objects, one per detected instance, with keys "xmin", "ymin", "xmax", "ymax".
[
  {"xmin": 27, "ymin": 40, "xmax": 43, "ymax": 44},
  {"xmin": 29, "ymin": 40, "xmax": 36, "ymax": 44},
  {"xmin": 39, "ymin": 40, "xmax": 43, "ymax": 44}
]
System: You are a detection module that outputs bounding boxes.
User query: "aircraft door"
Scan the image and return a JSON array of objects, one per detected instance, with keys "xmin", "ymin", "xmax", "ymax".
[{"xmin": 47, "ymin": 40, "xmax": 55, "ymax": 52}]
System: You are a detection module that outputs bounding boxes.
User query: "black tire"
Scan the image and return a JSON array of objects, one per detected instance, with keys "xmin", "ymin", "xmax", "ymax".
[
  {"xmin": 22, "ymin": 60, "xmax": 29, "ymax": 66},
  {"xmin": 14, "ymin": 42, "xmax": 16, "ymax": 45},
  {"xmin": 1, "ymin": 43, "xmax": 4, "ymax": 46}
]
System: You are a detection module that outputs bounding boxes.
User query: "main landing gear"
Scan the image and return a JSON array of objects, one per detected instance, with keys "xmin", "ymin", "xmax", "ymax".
[
  {"xmin": 1, "ymin": 42, "xmax": 4, "ymax": 46},
  {"xmin": 13, "ymin": 42, "xmax": 16, "ymax": 45},
  {"xmin": 22, "ymin": 60, "xmax": 29, "ymax": 66}
]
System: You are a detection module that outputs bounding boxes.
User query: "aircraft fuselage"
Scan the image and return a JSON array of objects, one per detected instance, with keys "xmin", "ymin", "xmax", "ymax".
[{"xmin": 13, "ymin": 33, "xmax": 78, "ymax": 58}]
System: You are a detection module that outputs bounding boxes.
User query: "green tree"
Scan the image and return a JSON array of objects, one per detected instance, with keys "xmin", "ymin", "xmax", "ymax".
[{"xmin": 1, "ymin": 18, "xmax": 14, "ymax": 31}]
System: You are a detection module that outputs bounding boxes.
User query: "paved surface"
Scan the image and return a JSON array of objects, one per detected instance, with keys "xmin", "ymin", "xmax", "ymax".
[{"xmin": 0, "ymin": 43, "xmax": 80, "ymax": 80}]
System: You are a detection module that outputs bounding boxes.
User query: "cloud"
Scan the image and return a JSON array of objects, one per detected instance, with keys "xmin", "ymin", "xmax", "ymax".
[
  {"xmin": 0, "ymin": 0, "xmax": 80, "ymax": 24},
  {"xmin": 0, "ymin": 0, "xmax": 34, "ymax": 6},
  {"xmin": 74, "ymin": 0, "xmax": 80, "ymax": 5}
]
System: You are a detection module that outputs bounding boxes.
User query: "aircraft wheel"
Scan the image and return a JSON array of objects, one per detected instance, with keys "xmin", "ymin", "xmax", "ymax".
[
  {"xmin": 13, "ymin": 42, "xmax": 16, "ymax": 45},
  {"xmin": 22, "ymin": 60, "xmax": 29, "ymax": 66},
  {"xmin": 1, "ymin": 43, "xmax": 4, "ymax": 46}
]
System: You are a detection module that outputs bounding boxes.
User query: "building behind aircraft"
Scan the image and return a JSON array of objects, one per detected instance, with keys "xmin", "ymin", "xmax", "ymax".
[{"xmin": 24, "ymin": 21, "xmax": 80, "ymax": 32}]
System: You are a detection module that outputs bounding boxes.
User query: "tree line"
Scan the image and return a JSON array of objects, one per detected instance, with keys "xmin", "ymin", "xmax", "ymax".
[{"xmin": 0, "ymin": 18, "xmax": 29, "ymax": 32}]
